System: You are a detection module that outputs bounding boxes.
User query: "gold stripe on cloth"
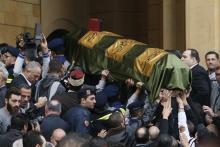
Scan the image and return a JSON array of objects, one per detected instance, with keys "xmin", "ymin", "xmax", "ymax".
[
  {"xmin": 78, "ymin": 31, "xmax": 121, "ymax": 49},
  {"xmin": 105, "ymin": 39, "xmax": 145, "ymax": 62},
  {"xmin": 134, "ymin": 48, "xmax": 167, "ymax": 77}
]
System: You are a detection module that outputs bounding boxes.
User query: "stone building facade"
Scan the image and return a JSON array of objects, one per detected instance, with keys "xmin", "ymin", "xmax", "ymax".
[{"xmin": 0, "ymin": 0, "xmax": 220, "ymax": 65}]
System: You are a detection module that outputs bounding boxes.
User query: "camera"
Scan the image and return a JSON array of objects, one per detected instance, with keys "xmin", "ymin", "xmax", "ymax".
[
  {"xmin": 25, "ymin": 106, "xmax": 44, "ymax": 126},
  {"xmin": 29, "ymin": 116, "xmax": 44, "ymax": 125},
  {"xmin": 16, "ymin": 32, "xmax": 41, "ymax": 50},
  {"xmin": 0, "ymin": 43, "xmax": 8, "ymax": 55},
  {"xmin": 16, "ymin": 24, "xmax": 42, "ymax": 60}
]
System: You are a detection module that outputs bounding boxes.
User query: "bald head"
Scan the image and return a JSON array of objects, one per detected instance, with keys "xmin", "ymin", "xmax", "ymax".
[
  {"xmin": 149, "ymin": 126, "xmax": 160, "ymax": 140},
  {"xmin": 45, "ymin": 100, "xmax": 62, "ymax": 116},
  {"xmin": 135, "ymin": 127, "xmax": 149, "ymax": 144},
  {"xmin": 51, "ymin": 129, "xmax": 66, "ymax": 146}
]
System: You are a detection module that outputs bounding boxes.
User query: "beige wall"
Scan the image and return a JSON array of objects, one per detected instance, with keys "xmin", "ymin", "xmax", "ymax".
[
  {"xmin": 163, "ymin": 0, "xmax": 185, "ymax": 50},
  {"xmin": 90, "ymin": 0, "xmax": 163, "ymax": 47},
  {"xmin": 0, "ymin": 0, "xmax": 40, "ymax": 46},
  {"xmin": 1, "ymin": 0, "xmax": 220, "ymax": 65},
  {"xmin": 0, "ymin": 0, "xmax": 172, "ymax": 50},
  {"xmin": 41, "ymin": 0, "xmax": 89, "ymax": 36},
  {"xmin": 145, "ymin": 0, "xmax": 163, "ymax": 48},
  {"xmin": 186, "ymin": 0, "xmax": 220, "ymax": 66}
]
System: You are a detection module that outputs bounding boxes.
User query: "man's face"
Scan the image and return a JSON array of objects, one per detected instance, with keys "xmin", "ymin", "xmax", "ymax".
[
  {"xmin": 20, "ymin": 88, "xmax": 31, "ymax": 108},
  {"xmin": 4, "ymin": 52, "xmax": 15, "ymax": 67},
  {"xmin": 27, "ymin": 67, "xmax": 41, "ymax": 84},
  {"xmin": 81, "ymin": 95, "xmax": 96, "ymax": 109},
  {"xmin": 206, "ymin": 54, "xmax": 219, "ymax": 71},
  {"xmin": 215, "ymin": 69, "xmax": 220, "ymax": 84},
  {"xmin": 6, "ymin": 94, "xmax": 21, "ymax": 114},
  {"xmin": 181, "ymin": 50, "xmax": 195, "ymax": 67}
]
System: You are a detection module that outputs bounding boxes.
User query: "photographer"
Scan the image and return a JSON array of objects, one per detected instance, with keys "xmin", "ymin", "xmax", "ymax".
[{"xmin": 13, "ymin": 33, "xmax": 50, "ymax": 79}]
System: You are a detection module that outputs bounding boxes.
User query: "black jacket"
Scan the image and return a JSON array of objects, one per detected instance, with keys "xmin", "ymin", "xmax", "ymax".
[
  {"xmin": 36, "ymin": 74, "xmax": 65, "ymax": 100},
  {"xmin": 105, "ymin": 127, "xmax": 135, "ymax": 147},
  {"xmin": 0, "ymin": 129, "xmax": 22, "ymax": 147},
  {"xmin": 11, "ymin": 74, "xmax": 29, "ymax": 88},
  {"xmin": 52, "ymin": 91, "xmax": 79, "ymax": 116},
  {"xmin": 40, "ymin": 114, "xmax": 69, "ymax": 141},
  {"xmin": 11, "ymin": 74, "xmax": 37, "ymax": 103},
  {"xmin": 190, "ymin": 64, "xmax": 211, "ymax": 106}
]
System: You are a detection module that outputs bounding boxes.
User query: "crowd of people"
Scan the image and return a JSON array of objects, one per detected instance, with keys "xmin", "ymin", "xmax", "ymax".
[{"xmin": 0, "ymin": 33, "xmax": 220, "ymax": 147}]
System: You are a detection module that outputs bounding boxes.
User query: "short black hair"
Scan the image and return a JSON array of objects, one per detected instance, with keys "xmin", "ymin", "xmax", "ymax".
[
  {"xmin": 49, "ymin": 59, "xmax": 63, "ymax": 73},
  {"xmin": 23, "ymin": 131, "xmax": 43, "ymax": 147},
  {"xmin": 89, "ymin": 137, "xmax": 108, "ymax": 147},
  {"xmin": 10, "ymin": 113, "xmax": 28, "ymax": 131},
  {"xmin": 205, "ymin": 51, "xmax": 219, "ymax": 59},
  {"xmin": 156, "ymin": 134, "xmax": 173, "ymax": 147},
  {"xmin": 5, "ymin": 87, "xmax": 20, "ymax": 100},
  {"xmin": 187, "ymin": 48, "xmax": 200, "ymax": 63},
  {"xmin": 108, "ymin": 111, "xmax": 124, "ymax": 128}
]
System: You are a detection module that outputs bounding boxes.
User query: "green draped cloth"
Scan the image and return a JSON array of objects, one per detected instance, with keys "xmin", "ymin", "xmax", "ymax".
[{"xmin": 65, "ymin": 30, "xmax": 191, "ymax": 101}]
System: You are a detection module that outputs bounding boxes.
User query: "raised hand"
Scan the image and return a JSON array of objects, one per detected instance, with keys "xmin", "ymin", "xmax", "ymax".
[
  {"xmin": 40, "ymin": 33, "xmax": 49, "ymax": 53},
  {"xmin": 97, "ymin": 129, "xmax": 107, "ymax": 138},
  {"xmin": 162, "ymin": 98, "xmax": 172, "ymax": 119},
  {"xmin": 203, "ymin": 105, "xmax": 215, "ymax": 118},
  {"xmin": 125, "ymin": 78, "xmax": 134, "ymax": 87},
  {"xmin": 101, "ymin": 69, "xmax": 110, "ymax": 80}
]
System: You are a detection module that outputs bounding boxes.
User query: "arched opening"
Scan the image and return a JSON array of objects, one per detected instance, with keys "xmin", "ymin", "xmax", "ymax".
[
  {"xmin": 47, "ymin": 29, "xmax": 69, "ymax": 42},
  {"xmin": 47, "ymin": 29, "xmax": 71, "ymax": 61}
]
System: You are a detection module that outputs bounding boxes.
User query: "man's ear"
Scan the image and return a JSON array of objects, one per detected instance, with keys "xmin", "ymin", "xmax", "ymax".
[
  {"xmin": 192, "ymin": 57, "xmax": 198, "ymax": 63},
  {"xmin": 36, "ymin": 144, "xmax": 41, "ymax": 147},
  {"xmin": 5, "ymin": 98, "xmax": 8, "ymax": 104},
  {"xmin": 81, "ymin": 98, "xmax": 85, "ymax": 104}
]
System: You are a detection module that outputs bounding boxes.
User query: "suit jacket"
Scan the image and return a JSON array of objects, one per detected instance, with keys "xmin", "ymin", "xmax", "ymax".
[
  {"xmin": 11, "ymin": 74, "xmax": 37, "ymax": 103},
  {"xmin": 11, "ymin": 74, "xmax": 30, "ymax": 88},
  {"xmin": 190, "ymin": 64, "xmax": 211, "ymax": 106},
  {"xmin": 40, "ymin": 114, "xmax": 69, "ymax": 141}
]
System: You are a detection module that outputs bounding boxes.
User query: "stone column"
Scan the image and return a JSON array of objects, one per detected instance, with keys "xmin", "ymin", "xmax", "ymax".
[
  {"xmin": 162, "ymin": 0, "xmax": 185, "ymax": 50},
  {"xmin": 185, "ymin": 0, "xmax": 220, "ymax": 65}
]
